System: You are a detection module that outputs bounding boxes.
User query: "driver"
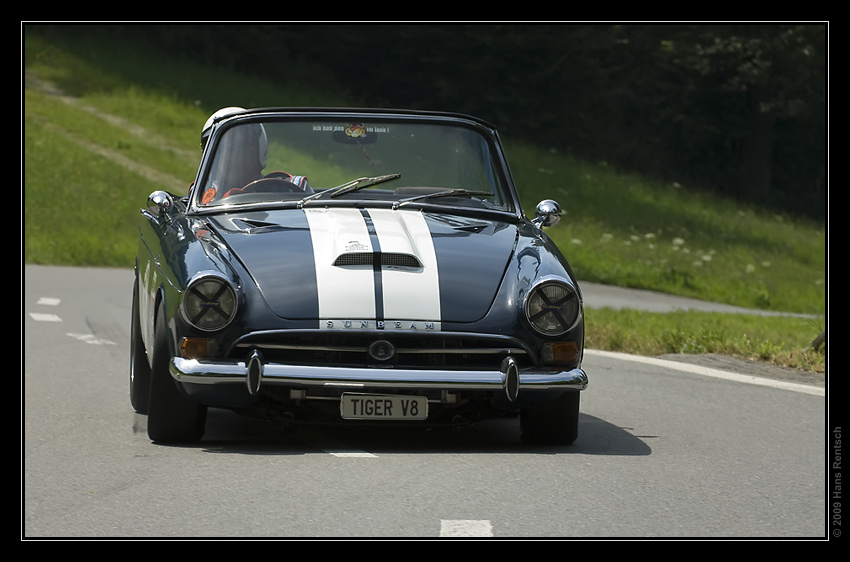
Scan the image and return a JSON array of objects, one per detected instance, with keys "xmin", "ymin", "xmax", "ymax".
[{"xmin": 200, "ymin": 108, "xmax": 311, "ymax": 204}]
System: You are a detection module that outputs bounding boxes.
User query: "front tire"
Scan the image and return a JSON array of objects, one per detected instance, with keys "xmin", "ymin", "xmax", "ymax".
[
  {"xmin": 130, "ymin": 278, "xmax": 151, "ymax": 414},
  {"xmin": 147, "ymin": 302, "xmax": 206, "ymax": 444},
  {"xmin": 520, "ymin": 391, "xmax": 580, "ymax": 445}
]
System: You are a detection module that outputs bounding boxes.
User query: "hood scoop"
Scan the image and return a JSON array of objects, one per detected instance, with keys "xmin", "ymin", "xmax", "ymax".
[
  {"xmin": 333, "ymin": 252, "xmax": 422, "ymax": 269},
  {"xmin": 238, "ymin": 218, "xmax": 275, "ymax": 228},
  {"xmin": 454, "ymin": 223, "xmax": 489, "ymax": 234},
  {"xmin": 226, "ymin": 217, "xmax": 291, "ymax": 234}
]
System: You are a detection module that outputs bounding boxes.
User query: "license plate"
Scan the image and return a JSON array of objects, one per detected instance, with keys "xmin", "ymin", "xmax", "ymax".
[{"xmin": 340, "ymin": 393, "xmax": 428, "ymax": 420}]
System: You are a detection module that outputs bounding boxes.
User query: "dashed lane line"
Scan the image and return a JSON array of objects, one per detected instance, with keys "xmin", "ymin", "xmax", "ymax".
[
  {"xmin": 28, "ymin": 312, "xmax": 62, "ymax": 322},
  {"xmin": 67, "ymin": 333, "xmax": 116, "ymax": 346},
  {"xmin": 29, "ymin": 295, "xmax": 62, "ymax": 322},
  {"xmin": 326, "ymin": 450, "xmax": 378, "ymax": 458},
  {"xmin": 28, "ymin": 296, "xmax": 115, "ymax": 345},
  {"xmin": 440, "ymin": 519, "xmax": 494, "ymax": 537}
]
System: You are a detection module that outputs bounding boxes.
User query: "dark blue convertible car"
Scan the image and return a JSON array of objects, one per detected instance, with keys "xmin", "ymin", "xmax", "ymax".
[{"xmin": 131, "ymin": 107, "xmax": 588, "ymax": 444}]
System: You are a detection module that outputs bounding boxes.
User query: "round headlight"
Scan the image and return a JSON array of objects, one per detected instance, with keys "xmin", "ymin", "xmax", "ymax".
[
  {"xmin": 525, "ymin": 281, "xmax": 579, "ymax": 336},
  {"xmin": 183, "ymin": 276, "xmax": 238, "ymax": 331}
]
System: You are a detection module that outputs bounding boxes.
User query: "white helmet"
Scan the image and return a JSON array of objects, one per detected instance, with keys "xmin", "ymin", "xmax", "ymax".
[
  {"xmin": 200, "ymin": 106, "xmax": 246, "ymax": 149},
  {"xmin": 201, "ymin": 107, "xmax": 268, "ymax": 168}
]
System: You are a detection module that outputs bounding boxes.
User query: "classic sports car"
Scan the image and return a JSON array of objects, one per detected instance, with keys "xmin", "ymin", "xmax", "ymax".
[{"xmin": 131, "ymin": 107, "xmax": 588, "ymax": 445}]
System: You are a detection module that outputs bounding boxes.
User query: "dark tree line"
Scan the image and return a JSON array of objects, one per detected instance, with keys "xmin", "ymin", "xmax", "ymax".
[{"xmin": 40, "ymin": 23, "xmax": 829, "ymax": 219}]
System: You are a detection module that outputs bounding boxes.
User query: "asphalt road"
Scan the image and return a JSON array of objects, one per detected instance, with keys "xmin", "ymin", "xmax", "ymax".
[{"xmin": 22, "ymin": 265, "xmax": 828, "ymax": 538}]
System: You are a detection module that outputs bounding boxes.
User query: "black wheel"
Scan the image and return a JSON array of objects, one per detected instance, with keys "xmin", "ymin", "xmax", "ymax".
[
  {"xmin": 520, "ymin": 391, "xmax": 580, "ymax": 445},
  {"xmin": 147, "ymin": 302, "xmax": 206, "ymax": 443},
  {"xmin": 130, "ymin": 277, "xmax": 151, "ymax": 414}
]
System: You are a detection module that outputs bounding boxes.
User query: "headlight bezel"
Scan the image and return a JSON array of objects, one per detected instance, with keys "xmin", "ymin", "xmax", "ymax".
[
  {"xmin": 181, "ymin": 273, "xmax": 239, "ymax": 332},
  {"xmin": 523, "ymin": 276, "xmax": 581, "ymax": 337}
]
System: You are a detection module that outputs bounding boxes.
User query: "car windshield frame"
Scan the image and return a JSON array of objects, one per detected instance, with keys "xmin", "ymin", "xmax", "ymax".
[{"xmin": 188, "ymin": 110, "xmax": 522, "ymax": 218}]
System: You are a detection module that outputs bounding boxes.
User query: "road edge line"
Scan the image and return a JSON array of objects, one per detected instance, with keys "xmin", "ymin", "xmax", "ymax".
[{"xmin": 584, "ymin": 349, "xmax": 825, "ymax": 397}]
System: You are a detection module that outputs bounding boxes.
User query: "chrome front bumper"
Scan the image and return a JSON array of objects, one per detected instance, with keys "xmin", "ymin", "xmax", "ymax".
[{"xmin": 170, "ymin": 353, "xmax": 587, "ymax": 403}]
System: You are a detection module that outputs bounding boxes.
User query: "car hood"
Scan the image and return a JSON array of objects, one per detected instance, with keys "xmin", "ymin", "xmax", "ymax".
[{"xmin": 206, "ymin": 207, "xmax": 518, "ymax": 324}]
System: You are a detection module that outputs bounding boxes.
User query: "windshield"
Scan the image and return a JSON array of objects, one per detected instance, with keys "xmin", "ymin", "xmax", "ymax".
[{"xmin": 197, "ymin": 118, "xmax": 513, "ymax": 212}]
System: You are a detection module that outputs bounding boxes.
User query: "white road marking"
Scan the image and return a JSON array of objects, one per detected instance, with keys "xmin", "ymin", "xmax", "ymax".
[
  {"xmin": 30, "ymin": 296, "xmax": 63, "ymax": 321},
  {"xmin": 440, "ymin": 519, "xmax": 493, "ymax": 537},
  {"xmin": 584, "ymin": 349, "xmax": 824, "ymax": 397},
  {"xmin": 29, "ymin": 313, "xmax": 62, "ymax": 322},
  {"xmin": 67, "ymin": 333, "xmax": 116, "ymax": 345},
  {"xmin": 327, "ymin": 451, "xmax": 378, "ymax": 458}
]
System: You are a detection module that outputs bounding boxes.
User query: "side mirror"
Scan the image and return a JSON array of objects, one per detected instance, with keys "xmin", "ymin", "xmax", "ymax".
[
  {"xmin": 147, "ymin": 191, "xmax": 174, "ymax": 216},
  {"xmin": 532, "ymin": 199, "xmax": 561, "ymax": 228},
  {"xmin": 141, "ymin": 191, "xmax": 176, "ymax": 225}
]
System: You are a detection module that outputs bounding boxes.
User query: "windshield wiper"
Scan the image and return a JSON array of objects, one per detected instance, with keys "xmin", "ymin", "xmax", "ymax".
[
  {"xmin": 297, "ymin": 174, "xmax": 401, "ymax": 208},
  {"xmin": 331, "ymin": 173, "xmax": 401, "ymax": 197},
  {"xmin": 392, "ymin": 189, "xmax": 493, "ymax": 210}
]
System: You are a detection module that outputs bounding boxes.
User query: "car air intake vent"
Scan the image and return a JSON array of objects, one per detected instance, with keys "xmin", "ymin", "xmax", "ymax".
[{"xmin": 333, "ymin": 252, "xmax": 421, "ymax": 268}]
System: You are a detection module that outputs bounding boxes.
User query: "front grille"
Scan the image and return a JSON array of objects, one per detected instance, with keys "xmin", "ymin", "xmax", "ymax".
[
  {"xmin": 231, "ymin": 331, "xmax": 534, "ymax": 370},
  {"xmin": 333, "ymin": 252, "xmax": 421, "ymax": 268}
]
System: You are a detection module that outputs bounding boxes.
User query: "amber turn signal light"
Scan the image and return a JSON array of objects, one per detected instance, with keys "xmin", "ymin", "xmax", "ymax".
[
  {"xmin": 541, "ymin": 341, "xmax": 579, "ymax": 364},
  {"xmin": 180, "ymin": 337, "xmax": 220, "ymax": 359}
]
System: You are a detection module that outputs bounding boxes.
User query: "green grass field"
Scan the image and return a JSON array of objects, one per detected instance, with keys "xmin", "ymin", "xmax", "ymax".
[{"xmin": 23, "ymin": 28, "xmax": 827, "ymax": 372}]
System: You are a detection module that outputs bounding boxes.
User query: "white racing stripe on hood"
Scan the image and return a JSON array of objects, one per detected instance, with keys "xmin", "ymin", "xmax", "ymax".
[
  {"xmin": 305, "ymin": 208, "xmax": 376, "ymax": 318},
  {"xmin": 370, "ymin": 208, "xmax": 441, "ymax": 321},
  {"xmin": 304, "ymin": 207, "xmax": 441, "ymax": 323}
]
